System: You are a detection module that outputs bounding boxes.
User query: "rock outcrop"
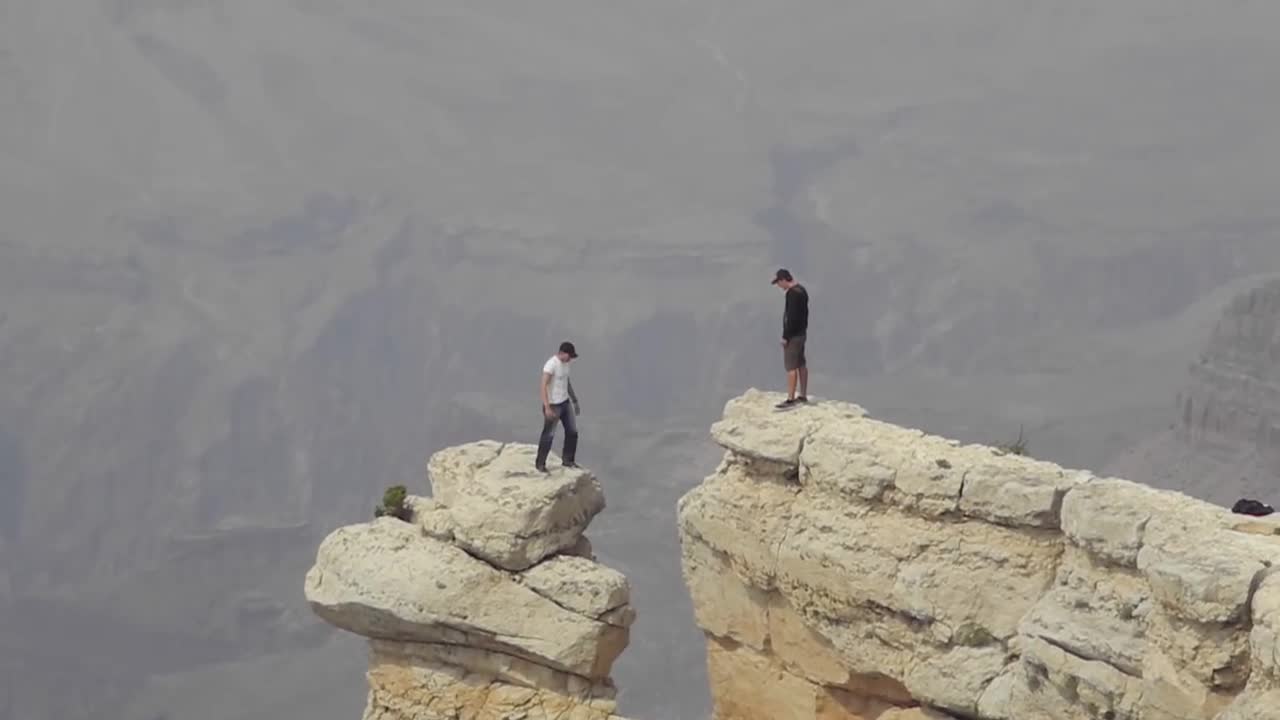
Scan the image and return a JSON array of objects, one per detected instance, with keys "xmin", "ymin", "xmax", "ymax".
[
  {"xmin": 679, "ymin": 389, "xmax": 1280, "ymax": 720},
  {"xmin": 1180, "ymin": 280, "xmax": 1280, "ymax": 455},
  {"xmin": 1110, "ymin": 278, "xmax": 1280, "ymax": 508},
  {"xmin": 306, "ymin": 442, "xmax": 634, "ymax": 720}
]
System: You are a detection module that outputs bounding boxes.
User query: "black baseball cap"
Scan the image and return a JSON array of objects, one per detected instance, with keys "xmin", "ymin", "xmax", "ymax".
[
  {"xmin": 771, "ymin": 268, "xmax": 793, "ymax": 285},
  {"xmin": 559, "ymin": 341, "xmax": 578, "ymax": 358}
]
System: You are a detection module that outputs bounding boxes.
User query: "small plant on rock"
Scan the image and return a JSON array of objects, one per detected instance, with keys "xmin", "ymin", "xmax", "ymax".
[
  {"xmin": 997, "ymin": 425, "xmax": 1029, "ymax": 456},
  {"xmin": 374, "ymin": 484, "xmax": 411, "ymax": 522},
  {"xmin": 952, "ymin": 623, "xmax": 996, "ymax": 647}
]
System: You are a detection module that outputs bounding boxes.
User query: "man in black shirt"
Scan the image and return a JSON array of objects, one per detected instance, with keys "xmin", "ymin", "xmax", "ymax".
[{"xmin": 771, "ymin": 268, "xmax": 809, "ymax": 409}]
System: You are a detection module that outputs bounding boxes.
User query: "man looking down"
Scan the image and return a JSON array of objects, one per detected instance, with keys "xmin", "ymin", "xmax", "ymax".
[
  {"xmin": 771, "ymin": 269, "xmax": 810, "ymax": 409},
  {"xmin": 536, "ymin": 341, "xmax": 581, "ymax": 471}
]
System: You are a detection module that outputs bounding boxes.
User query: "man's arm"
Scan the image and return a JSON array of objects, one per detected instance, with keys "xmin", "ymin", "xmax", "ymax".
[
  {"xmin": 782, "ymin": 289, "xmax": 795, "ymax": 340},
  {"xmin": 541, "ymin": 371, "xmax": 552, "ymax": 411},
  {"xmin": 568, "ymin": 378, "xmax": 580, "ymax": 413}
]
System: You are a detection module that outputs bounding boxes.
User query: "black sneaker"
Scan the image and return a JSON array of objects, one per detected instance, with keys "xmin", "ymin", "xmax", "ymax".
[
  {"xmin": 797, "ymin": 396, "xmax": 809, "ymax": 403},
  {"xmin": 562, "ymin": 461, "xmax": 579, "ymax": 468},
  {"xmin": 535, "ymin": 464, "xmax": 549, "ymax": 473},
  {"xmin": 775, "ymin": 398, "xmax": 797, "ymax": 410}
]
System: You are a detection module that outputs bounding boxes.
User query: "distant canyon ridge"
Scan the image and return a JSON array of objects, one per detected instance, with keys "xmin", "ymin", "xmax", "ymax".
[{"xmin": 5, "ymin": 4, "xmax": 1280, "ymax": 719}]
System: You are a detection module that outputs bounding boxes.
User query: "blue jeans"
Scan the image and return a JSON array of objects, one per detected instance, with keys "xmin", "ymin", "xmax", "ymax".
[{"xmin": 536, "ymin": 400, "xmax": 578, "ymax": 467}]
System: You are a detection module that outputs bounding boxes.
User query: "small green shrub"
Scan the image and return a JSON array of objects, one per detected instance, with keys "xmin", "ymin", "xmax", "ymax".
[{"xmin": 374, "ymin": 484, "xmax": 411, "ymax": 522}]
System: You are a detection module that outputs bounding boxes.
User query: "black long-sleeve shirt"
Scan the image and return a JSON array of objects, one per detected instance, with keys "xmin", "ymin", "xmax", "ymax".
[{"xmin": 783, "ymin": 284, "xmax": 809, "ymax": 340}]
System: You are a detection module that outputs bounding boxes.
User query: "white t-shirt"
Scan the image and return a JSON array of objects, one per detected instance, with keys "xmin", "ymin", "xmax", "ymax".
[{"xmin": 543, "ymin": 355, "xmax": 570, "ymax": 404}]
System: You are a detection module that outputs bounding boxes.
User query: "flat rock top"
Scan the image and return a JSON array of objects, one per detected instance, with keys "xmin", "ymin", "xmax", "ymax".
[
  {"xmin": 710, "ymin": 389, "xmax": 867, "ymax": 465},
  {"xmin": 712, "ymin": 388, "xmax": 1094, "ymax": 528},
  {"xmin": 425, "ymin": 442, "xmax": 606, "ymax": 570},
  {"xmin": 429, "ymin": 442, "xmax": 601, "ymax": 515}
]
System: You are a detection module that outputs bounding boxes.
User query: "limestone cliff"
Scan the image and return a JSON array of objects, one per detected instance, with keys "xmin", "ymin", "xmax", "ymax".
[
  {"xmin": 679, "ymin": 389, "xmax": 1280, "ymax": 720},
  {"xmin": 305, "ymin": 441, "xmax": 634, "ymax": 720}
]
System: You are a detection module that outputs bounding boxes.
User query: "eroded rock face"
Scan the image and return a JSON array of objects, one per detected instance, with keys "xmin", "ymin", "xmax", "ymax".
[
  {"xmin": 305, "ymin": 518, "xmax": 628, "ymax": 679},
  {"xmin": 362, "ymin": 641, "xmax": 624, "ymax": 720},
  {"xmin": 305, "ymin": 442, "xmax": 632, "ymax": 720},
  {"xmin": 520, "ymin": 555, "xmax": 633, "ymax": 626},
  {"xmin": 680, "ymin": 388, "xmax": 1280, "ymax": 720},
  {"xmin": 1109, "ymin": 279, "xmax": 1280, "ymax": 511}
]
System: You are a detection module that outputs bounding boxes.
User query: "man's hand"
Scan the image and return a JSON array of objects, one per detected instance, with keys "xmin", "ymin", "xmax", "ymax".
[
  {"xmin": 781, "ymin": 337, "xmax": 789, "ymax": 347},
  {"xmin": 544, "ymin": 405, "xmax": 556, "ymax": 419},
  {"xmin": 573, "ymin": 400, "xmax": 581, "ymax": 417}
]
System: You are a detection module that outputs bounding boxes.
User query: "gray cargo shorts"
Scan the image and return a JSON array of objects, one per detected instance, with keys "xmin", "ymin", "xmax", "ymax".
[{"xmin": 783, "ymin": 334, "xmax": 807, "ymax": 371}]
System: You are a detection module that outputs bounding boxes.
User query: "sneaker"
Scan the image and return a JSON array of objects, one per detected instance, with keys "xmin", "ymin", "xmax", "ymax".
[
  {"xmin": 774, "ymin": 398, "xmax": 797, "ymax": 410},
  {"xmin": 535, "ymin": 464, "xmax": 549, "ymax": 473},
  {"xmin": 562, "ymin": 461, "xmax": 579, "ymax": 468},
  {"xmin": 797, "ymin": 396, "xmax": 809, "ymax": 403}
]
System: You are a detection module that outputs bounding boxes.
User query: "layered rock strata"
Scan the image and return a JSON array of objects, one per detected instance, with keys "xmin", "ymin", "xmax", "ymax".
[
  {"xmin": 679, "ymin": 389, "xmax": 1280, "ymax": 720},
  {"xmin": 1110, "ymin": 278, "xmax": 1280, "ymax": 507},
  {"xmin": 306, "ymin": 441, "xmax": 634, "ymax": 720},
  {"xmin": 1180, "ymin": 279, "xmax": 1280, "ymax": 455}
]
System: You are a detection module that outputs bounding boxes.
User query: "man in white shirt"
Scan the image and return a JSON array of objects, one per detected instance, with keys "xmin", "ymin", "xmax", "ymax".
[{"xmin": 536, "ymin": 341, "xmax": 581, "ymax": 471}]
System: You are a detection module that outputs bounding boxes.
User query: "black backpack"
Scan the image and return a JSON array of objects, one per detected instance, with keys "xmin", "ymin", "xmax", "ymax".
[{"xmin": 1231, "ymin": 498, "xmax": 1275, "ymax": 517}]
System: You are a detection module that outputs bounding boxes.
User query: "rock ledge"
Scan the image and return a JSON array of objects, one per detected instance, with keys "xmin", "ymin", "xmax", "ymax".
[
  {"xmin": 680, "ymin": 388, "xmax": 1280, "ymax": 720},
  {"xmin": 306, "ymin": 441, "xmax": 634, "ymax": 720}
]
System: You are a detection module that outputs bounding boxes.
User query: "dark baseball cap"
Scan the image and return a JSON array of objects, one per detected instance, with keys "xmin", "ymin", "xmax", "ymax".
[
  {"xmin": 771, "ymin": 268, "xmax": 793, "ymax": 285},
  {"xmin": 559, "ymin": 341, "xmax": 578, "ymax": 358}
]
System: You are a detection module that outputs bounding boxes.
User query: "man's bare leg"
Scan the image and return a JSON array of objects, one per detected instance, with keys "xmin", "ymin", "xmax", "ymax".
[
  {"xmin": 787, "ymin": 369, "xmax": 798, "ymax": 400},
  {"xmin": 799, "ymin": 367, "xmax": 809, "ymax": 399}
]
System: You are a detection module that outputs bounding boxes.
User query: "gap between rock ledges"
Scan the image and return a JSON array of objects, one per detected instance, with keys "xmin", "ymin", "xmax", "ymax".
[
  {"xmin": 1030, "ymin": 632, "xmax": 1141, "ymax": 681},
  {"xmin": 378, "ymin": 637, "xmax": 608, "ymax": 688},
  {"xmin": 420, "ymin": 507, "xmax": 627, "ymax": 627},
  {"xmin": 764, "ymin": 509, "xmax": 800, "ymax": 637},
  {"xmin": 1133, "ymin": 514, "xmax": 1153, "ymax": 557},
  {"xmin": 1246, "ymin": 563, "xmax": 1280, "ymax": 626},
  {"xmin": 517, "ymin": 574, "xmax": 632, "ymax": 628},
  {"xmin": 519, "ymin": 588, "xmax": 630, "ymax": 626},
  {"xmin": 315, "ymin": 590, "xmax": 597, "ymax": 679},
  {"xmin": 474, "ymin": 441, "xmax": 507, "ymax": 471}
]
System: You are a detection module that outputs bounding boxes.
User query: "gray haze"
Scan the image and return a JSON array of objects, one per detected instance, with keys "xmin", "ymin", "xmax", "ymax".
[{"xmin": 3, "ymin": 2, "xmax": 1280, "ymax": 718}]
